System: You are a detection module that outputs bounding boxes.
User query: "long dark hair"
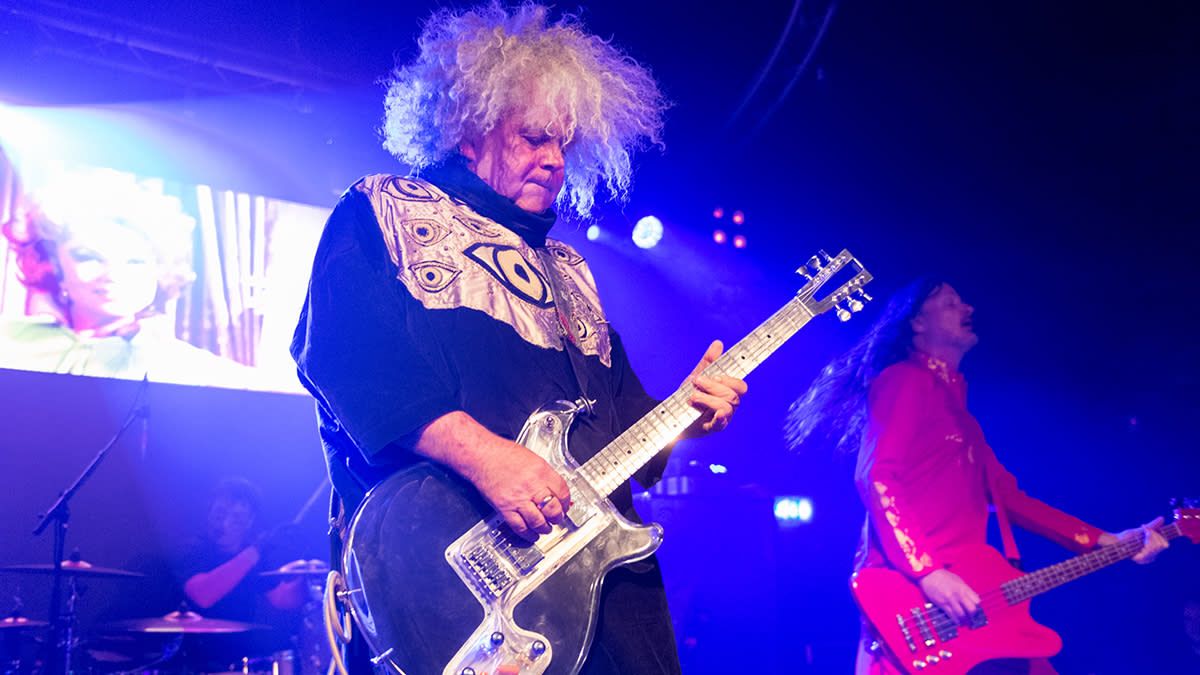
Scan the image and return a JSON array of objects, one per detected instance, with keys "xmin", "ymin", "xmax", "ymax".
[{"xmin": 785, "ymin": 277, "xmax": 946, "ymax": 455}]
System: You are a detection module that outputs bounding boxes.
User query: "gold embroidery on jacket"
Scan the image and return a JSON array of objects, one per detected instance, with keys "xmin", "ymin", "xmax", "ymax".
[{"xmin": 356, "ymin": 175, "xmax": 613, "ymax": 366}]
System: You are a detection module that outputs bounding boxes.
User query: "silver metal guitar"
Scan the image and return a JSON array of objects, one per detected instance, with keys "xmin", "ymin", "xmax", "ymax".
[{"xmin": 339, "ymin": 250, "xmax": 872, "ymax": 675}]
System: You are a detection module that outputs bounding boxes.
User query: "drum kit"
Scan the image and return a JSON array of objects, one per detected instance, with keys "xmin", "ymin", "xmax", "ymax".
[{"xmin": 0, "ymin": 558, "xmax": 332, "ymax": 675}]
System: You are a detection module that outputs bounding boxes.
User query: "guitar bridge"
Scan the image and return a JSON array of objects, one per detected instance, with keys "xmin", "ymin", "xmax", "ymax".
[
  {"xmin": 456, "ymin": 518, "xmax": 550, "ymax": 599},
  {"xmin": 462, "ymin": 544, "xmax": 515, "ymax": 598},
  {"xmin": 896, "ymin": 614, "xmax": 917, "ymax": 653}
]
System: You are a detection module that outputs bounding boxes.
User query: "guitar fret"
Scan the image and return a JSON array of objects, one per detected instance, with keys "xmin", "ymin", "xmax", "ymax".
[
  {"xmin": 862, "ymin": 514, "xmax": 1196, "ymax": 672},
  {"xmin": 577, "ymin": 253, "xmax": 871, "ymax": 498},
  {"xmin": 1002, "ymin": 523, "xmax": 1183, "ymax": 604},
  {"xmin": 583, "ymin": 303, "xmax": 810, "ymax": 495}
]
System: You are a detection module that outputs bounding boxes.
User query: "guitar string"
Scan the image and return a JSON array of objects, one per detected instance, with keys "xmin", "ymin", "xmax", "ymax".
[
  {"xmin": 907, "ymin": 527, "xmax": 1181, "ymax": 640},
  {"xmin": 580, "ymin": 295, "xmax": 815, "ymax": 497}
]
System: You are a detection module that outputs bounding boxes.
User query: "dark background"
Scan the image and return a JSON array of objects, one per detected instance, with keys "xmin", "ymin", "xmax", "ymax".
[{"xmin": 1, "ymin": 1, "xmax": 1197, "ymax": 672}]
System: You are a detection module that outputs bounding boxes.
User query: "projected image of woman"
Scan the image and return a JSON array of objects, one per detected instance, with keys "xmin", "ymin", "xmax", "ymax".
[{"xmin": 0, "ymin": 167, "xmax": 256, "ymax": 386}]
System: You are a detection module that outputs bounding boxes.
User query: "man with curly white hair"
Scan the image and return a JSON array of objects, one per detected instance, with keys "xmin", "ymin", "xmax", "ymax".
[{"xmin": 292, "ymin": 3, "xmax": 747, "ymax": 674}]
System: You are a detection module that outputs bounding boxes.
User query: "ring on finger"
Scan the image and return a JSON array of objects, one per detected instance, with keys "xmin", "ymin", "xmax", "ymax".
[{"xmin": 537, "ymin": 495, "xmax": 555, "ymax": 508}]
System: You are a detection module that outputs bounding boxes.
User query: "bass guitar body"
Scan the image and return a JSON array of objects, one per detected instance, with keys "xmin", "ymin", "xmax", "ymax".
[
  {"xmin": 852, "ymin": 544, "xmax": 1062, "ymax": 675},
  {"xmin": 341, "ymin": 400, "xmax": 662, "ymax": 675}
]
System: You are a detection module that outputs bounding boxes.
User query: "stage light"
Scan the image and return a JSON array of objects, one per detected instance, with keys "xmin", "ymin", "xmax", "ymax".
[
  {"xmin": 774, "ymin": 496, "xmax": 813, "ymax": 524},
  {"xmin": 586, "ymin": 224, "xmax": 600, "ymax": 241},
  {"xmin": 712, "ymin": 206, "xmax": 724, "ymax": 219},
  {"xmin": 0, "ymin": 104, "xmax": 56, "ymax": 169},
  {"xmin": 631, "ymin": 215, "xmax": 663, "ymax": 249},
  {"xmin": 733, "ymin": 234, "xmax": 747, "ymax": 249},
  {"xmin": 713, "ymin": 229, "xmax": 727, "ymax": 244},
  {"xmin": 708, "ymin": 463, "xmax": 727, "ymax": 475},
  {"xmin": 0, "ymin": 103, "xmax": 188, "ymax": 185},
  {"xmin": 732, "ymin": 210, "xmax": 745, "ymax": 225}
]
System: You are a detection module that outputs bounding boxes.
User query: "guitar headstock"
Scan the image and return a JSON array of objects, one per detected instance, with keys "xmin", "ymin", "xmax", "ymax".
[
  {"xmin": 796, "ymin": 249, "xmax": 874, "ymax": 320},
  {"xmin": 1173, "ymin": 497, "xmax": 1200, "ymax": 544}
]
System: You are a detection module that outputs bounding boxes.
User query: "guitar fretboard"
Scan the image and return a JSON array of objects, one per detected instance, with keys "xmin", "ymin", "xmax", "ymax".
[
  {"xmin": 1000, "ymin": 522, "xmax": 1183, "ymax": 605},
  {"xmin": 578, "ymin": 294, "xmax": 817, "ymax": 498}
]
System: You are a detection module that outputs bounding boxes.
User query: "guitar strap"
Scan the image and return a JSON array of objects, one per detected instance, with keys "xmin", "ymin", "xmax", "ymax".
[
  {"xmin": 536, "ymin": 248, "xmax": 594, "ymax": 411},
  {"xmin": 983, "ymin": 461, "xmax": 1024, "ymax": 571}
]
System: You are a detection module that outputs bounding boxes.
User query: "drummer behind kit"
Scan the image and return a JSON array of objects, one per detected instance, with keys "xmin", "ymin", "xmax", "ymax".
[
  {"xmin": 2, "ymin": 477, "xmax": 333, "ymax": 675},
  {"xmin": 0, "ymin": 557, "xmax": 334, "ymax": 675}
]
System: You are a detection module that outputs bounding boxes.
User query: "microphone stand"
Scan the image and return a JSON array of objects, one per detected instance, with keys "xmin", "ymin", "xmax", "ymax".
[{"xmin": 31, "ymin": 376, "xmax": 150, "ymax": 675}]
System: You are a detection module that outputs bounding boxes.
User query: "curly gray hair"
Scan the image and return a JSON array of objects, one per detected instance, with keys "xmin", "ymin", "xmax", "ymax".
[{"xmin": 382, "ymin": 2, "xmax": 669, "ymax": 217}]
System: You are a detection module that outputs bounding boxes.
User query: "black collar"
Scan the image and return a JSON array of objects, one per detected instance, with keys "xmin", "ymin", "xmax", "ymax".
[{"xmin": 420, "ymin": 156, "xmax": 557, "ymax": 248}]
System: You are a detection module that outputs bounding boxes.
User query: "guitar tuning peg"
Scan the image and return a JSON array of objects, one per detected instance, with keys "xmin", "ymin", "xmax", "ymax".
[
  {"xmin": 795, "ymin": 266, "xmax": 814, "ymax": 282},
  {"xmin": 836, "ymin": 303, "xmax": 852, "ymax": 322},
  {"xmin": 848, "ymin": 297, "xmax": 864, "ymax": 313},
  {"xmin": 819, "ymin": 249, "xmax": 833, "ymax": 263},
  {"xmin": 808, "ymin": 255, "xmax": 822, "ymax": 272},
  {"xmin": 857, "ymin": 289, "xmax": 873, "ymax": 303}
]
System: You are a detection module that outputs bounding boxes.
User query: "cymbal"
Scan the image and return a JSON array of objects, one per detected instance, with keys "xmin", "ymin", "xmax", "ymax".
[
  {"xmin": 260, "ymin": 559, "xmax": 330, "ymax": 578},
  {"xmin": 0, "ymin": 616, "xmax": 48, "ymax": 630},
  {"xmin": 0, "ymin": 560, "xmax": 143, "ymax": 578},
  {"xmin": 104, "ymin": 611, "xmax": 268, "ymax": 634}
]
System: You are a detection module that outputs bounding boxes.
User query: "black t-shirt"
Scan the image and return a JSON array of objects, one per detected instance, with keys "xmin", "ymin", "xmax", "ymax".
[
  {"xmin": 175, "ymin": 539, "xmax": 302, "ymax": 668},
  {"xmin": 291, "ymin": 167, "xmax": 667, "ymax": 517}
]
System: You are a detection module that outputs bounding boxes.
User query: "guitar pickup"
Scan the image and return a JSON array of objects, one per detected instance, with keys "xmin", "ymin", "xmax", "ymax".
[
  {"xmin": 968, "ymin": 608, "xmax": 988, "ymax": 630},
  {"xmin": 564, "ymin": 499, "xmax": 590, "ymax": 528},
  {"xmin": 488, "ymin": 526, "xmax": 545, "ymax": 574}
]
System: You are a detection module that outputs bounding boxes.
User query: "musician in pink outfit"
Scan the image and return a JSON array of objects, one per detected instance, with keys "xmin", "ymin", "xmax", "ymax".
[{"xmin": 787, "ymin": 277, "xmax": 1168, "ymax": 674}]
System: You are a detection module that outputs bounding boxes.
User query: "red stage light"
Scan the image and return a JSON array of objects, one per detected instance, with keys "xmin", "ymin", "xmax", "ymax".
[
  {"xmin": 732, "ymin": 210, "xmax": 745, "ymax": 225},
  {"xmin": 733, "ymin": 234, "xmax": 747, "ymax": 248},
  {"xmin": 713, "ymin": 229, "xmax": 727, "ymax": 244},
  {"xmin": 712, "ymin": 206, "xmax": 724, "ymax": 219}
]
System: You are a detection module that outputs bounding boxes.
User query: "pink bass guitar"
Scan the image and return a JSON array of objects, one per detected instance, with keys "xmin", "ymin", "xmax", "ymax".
[{"xmin": 851, "ymin": 505, "xmax": 1199, "ymax": 674}]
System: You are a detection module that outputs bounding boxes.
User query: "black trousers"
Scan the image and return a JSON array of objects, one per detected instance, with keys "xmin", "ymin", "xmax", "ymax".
[{"xmin": 579, "ymin": 558, "xmax": 681, "ymax": 675}]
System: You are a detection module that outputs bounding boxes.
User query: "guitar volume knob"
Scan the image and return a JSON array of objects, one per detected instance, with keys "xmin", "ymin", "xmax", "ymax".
[{"xmin": 939, "ymin": 650, "xmax": 952, "ymax": 659}]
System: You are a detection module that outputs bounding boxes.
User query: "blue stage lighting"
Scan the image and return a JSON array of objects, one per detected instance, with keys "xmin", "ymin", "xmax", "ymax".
[
  {"xmin": 631, "ymin": 215, "xmax": 663, "ymax": 249},
  {"xmin": 586, "ymin": 224, "xmax": 600, "ymax": 240},
  {"xmin": 774, "ymin": 496, "xmax": 813, "ymax": 524}
]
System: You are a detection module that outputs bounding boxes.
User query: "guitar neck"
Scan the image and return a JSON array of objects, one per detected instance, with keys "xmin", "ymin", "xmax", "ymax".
[
  {"xmin": 578, "ymin": 293, "xmax": 818, "ymax": 499},
  {"xmin": 1001, "ymin": 522, "xmax": 1183, "ymax": 605}
]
